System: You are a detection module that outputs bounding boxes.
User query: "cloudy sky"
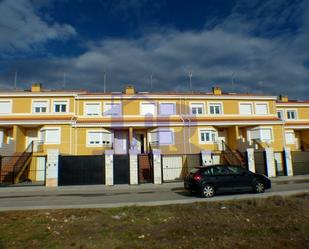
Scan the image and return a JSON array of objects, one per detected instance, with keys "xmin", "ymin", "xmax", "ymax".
[{"xmin": 0, "ymin": 0, "xmax": 308, "ymax": 99}]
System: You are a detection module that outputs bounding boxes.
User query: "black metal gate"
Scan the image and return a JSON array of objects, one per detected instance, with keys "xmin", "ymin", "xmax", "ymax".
[
  {"xmin": 254, "ymin": 151, "xmax": 267, "ymax": 175},
  {"xmin": 113, "ymin": 154, "xmax": 129, "ymax": 184},
  {"xmin": 58, "ymin": 155, "xmax": 105, "ymax": 186}
]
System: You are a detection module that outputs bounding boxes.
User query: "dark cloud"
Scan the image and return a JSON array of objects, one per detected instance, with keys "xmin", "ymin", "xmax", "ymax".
[{"xmin": 0, "ymin": 0, "xmax": 308, "ymax": 99}]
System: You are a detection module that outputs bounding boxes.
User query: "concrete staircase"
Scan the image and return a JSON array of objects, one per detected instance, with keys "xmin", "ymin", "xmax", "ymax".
[{"xmin": 138, "ymin": 154, "xmax": 153, "ymax": 183}]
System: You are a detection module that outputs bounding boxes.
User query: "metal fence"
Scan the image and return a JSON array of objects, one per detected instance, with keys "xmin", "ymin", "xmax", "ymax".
[
  {"xmin": 161, "ymin": 154, "xmax": 201, "ymax": 182},
  {"xmin": 254, "ymin": 151, "xmax": 267, "ymax": 175},
  {"xmin": 291, "ymin": 151, "xmax": 309, "ymax": 175},
  {"xmin": 58, "ymin": 155, "xmax": 105, "ymax": 186},
  {"xmin": 0, "ymin": 155, "xmax": 46, "ymax": 186}
]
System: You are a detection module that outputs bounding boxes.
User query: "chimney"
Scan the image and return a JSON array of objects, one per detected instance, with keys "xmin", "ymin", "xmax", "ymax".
[
  {"xmin": 279, "ymin": 95, "xmax": 288, "ymax": 102},
  {"xmin": 212, "ymin": 87, "xmax": 222, "ymax": 95},
  {"xmin": 124, "ymin": 85, "xmax": 135, "ymax": 94},
  {"xmin": 31, "ymin": 83, "xmax": 42, "ymax": 92}
]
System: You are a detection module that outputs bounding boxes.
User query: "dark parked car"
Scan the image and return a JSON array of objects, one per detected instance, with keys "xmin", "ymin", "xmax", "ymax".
[{"xmin": 184, "ymin": 165, "xmax": 271, "ymax": 198}]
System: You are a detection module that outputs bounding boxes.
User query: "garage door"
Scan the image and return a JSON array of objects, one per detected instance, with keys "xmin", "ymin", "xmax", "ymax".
[{"xmin": 162, "ymin": 156, "xmax": 183, "ymax": 181}]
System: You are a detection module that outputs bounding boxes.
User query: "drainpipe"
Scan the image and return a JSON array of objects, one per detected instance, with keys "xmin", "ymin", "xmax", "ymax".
[{"xmin": 179, "ymin": 96, "xmax": 187, "ymax": 154}]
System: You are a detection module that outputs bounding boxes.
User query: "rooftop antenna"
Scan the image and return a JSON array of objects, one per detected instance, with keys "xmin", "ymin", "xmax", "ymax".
[
  {"xmin": 63, "ymin": 72, "xmax": 66, "ymax": 89},
  {"xmin": 103, "ymin": 71, "xmax": 106, "ymax": 93},
  {"xmin": 150, "ymin": 73, "xmax": 153, "ymax": 91},
  {"xmin": 188, "ymin": 71, "xmax": 193, "ymax": 92},
  {"xmin": 14, "ymin": 71, "xmax": 17, "ymax": 89},
  {"xmin": 231, "ymin": 72, "xmax": 235, "ymax": 92}
]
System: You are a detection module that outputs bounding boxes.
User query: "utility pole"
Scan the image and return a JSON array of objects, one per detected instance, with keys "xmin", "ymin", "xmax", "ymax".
[
  {"xmin": 188, "ymin": 71, "xmax": 193, "ymax": 92},
  {"xmin": 103, "ymin": 71, "xmax": 106, "ymax": 93},
  {"xmin": 14, "ymin": 71, "xmax": 17, "ymax": 89},
  {"xmin": 63, "ymin": 72, "xmax": 66, "ymax": 89}
]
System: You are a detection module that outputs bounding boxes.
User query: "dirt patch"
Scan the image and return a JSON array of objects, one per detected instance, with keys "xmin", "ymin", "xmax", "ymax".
[{"xmin": 0, "ymin": 194, "xmax": 308, "ymax": 249}]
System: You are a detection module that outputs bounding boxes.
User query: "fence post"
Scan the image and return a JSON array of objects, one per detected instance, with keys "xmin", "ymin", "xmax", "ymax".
[
  {"xmin": 201, "ymin": 150, "xmax": 212, "ymax": 166},
  {"xmin": 105, "ymin": 150, "xmax": 114, "ymax": 186},
  {"xmin": 46, "ymin": 149, "xmax": 59, "ymax": 187},
  {"xmin": 0, "ymin": 155, "xmax": 2, "ymax": 183},
  {"xmin": 265, "ymin": 148, "xmax": 276, "ymax": 177},
  {"xmin": 246, "ymin": 148, "xmax": 255, "ymax": 172},
  {"xmin": 284, "ymin": 147, "xmax": 294, "ymax": 176},
  {"xmin": 152, "ymin": 149, "xmax": 162, "ymax": 184},
  {"xmin": 129, "ymin": 149, "xmax": 138, "ymax": 185}
]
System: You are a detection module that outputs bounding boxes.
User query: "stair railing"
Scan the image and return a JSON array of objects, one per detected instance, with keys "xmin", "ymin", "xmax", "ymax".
[
  {"xmin": 221, "ymin": 140, "xmax": 246, "ymax": 167},
  {"xmin": 301, "ymin": 140, "xmax": 309, "ymax": 151},
  {"xmin": 12, "ymin": 141, "xmax": 34, "ymax": 184}
]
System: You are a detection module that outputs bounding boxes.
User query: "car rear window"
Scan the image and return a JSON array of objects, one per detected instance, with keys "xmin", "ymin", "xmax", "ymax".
[{"xmin": 189, "ymin": 168, "xmax": 200, "ymax": 174}]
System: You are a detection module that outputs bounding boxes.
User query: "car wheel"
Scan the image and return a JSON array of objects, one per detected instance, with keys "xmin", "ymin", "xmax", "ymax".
[
  {"xmin": 201, "ymin": 185, "xmax": 215, "ymax": 198},
  {"xmin": 253, "ymin": 181, "xmax": 265, "ymax": 193}
]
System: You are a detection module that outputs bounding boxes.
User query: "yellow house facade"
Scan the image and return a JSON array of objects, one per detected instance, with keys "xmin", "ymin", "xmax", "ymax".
[{"xmin": 0, "ymin": 83, "xmax": 308, "ymax": 184}]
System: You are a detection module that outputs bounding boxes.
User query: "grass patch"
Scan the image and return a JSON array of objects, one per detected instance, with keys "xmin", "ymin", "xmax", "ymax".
[{"xmin": 0, "ymin": 194, "xmax": 308, "ymax": 249}]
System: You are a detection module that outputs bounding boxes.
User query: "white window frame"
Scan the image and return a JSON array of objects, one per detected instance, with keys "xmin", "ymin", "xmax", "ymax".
[
  {"xmin": 250, "ymin": 126, "xmax": 273, "ymax": 142},
  {"xmin": 277, "ymin": 109, "xmax": 284, "ymax": 120},
  {"xmin": 190, "ymin": 102, "xmax": 205, "ymax": 116},
  {"xmin": 254, "ymin": 102, "xmax": 269, "ymax": 115},
  {"xmin": 103, "ymin": 102, "xmax": 122, "ymax": 116},
  {"xmin": 32, "ymin": 100, "xmax": 50, "ymax": 113},
  {"xmin": 86, "ymin": 130, "xmax": 112, "ymax": 147},
  {"xmin": 140, "ymin": 102, "xmax": 157, "ymax": 116},
  {"xmin": 198, "ymin": 128, "xmax": 218, "ymax": 144},
  {"xmin": 285, "ymin": 131, "xmax": 295, "ymax": 145},
  {"xmin": 239, "ymin": 102, "xmax": 253, "ymax": 115},
  {"xmin": 208, "ymin": 102, "xmax": 223, "ymax": 115},
  {"xmin": 52, "ymin": 99, "xmax": 69, "ymax": 113},
  {"xmin": 148, "ymin": 128, "xmax": 174, "ymax": 146},
  {"xmin": 39, "ymin": 127, "xmax": 61, "ymax": 144},
  {"xmin": 0, "ymin": 100, "xmax": 12, "ymax": 114},
  {"xmin": 158, "ymin": 102, "xmax": 176, "ymax": 116},
  {"xmin": 286, "ymin": 109, "xmax": 297, "ymax": 120},
  {"xmin": 84, "ymin": 102, "xmax": 101, "ymax": 116}
]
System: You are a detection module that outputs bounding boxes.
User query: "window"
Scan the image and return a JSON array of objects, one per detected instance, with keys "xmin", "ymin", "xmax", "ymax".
[
  {"xmin": 277, "ymin": 110, "xmax": 284, "ymax": 120},
  {"xmin": 199, "ymin": 130, "xmax": 217, "ymax": 144},
  {"xmin": 0, "ymin": 101, "xmax": 12, "ymax": 114},
  {"xmin": 239, "ymin": 103, "xmax": 253, "ymax": 115},
  {"xmin": 87, "ymin": 131, "xmax": 111, "ymax": 146},
  {"xmin": 286, "ymin": 110, "xmax": 297, "ymax": 120},
  {"xmin": 149, "ymin": 130, "xmax": 174, "ymax": 145},
  {"xmin": 285, "ymin": 131, "xmax": 295, "ymax": 144},
  {"xmin": 84, "ymin": 103, "xmax": 101, "ymax": 116},
  {"xmin": 33, "ymin": 101, "xmax": 48, "ymax": 113},
  {"xmin": 141, "ymin": 103, "xmax": 156, "ymax": 115},
  {"xmin": 103, "ymin": 103, "xmax": 121, "ymax": 116},
  {"xmin": 159, "ymin": 103, "xmax": 176, "ymax": 115},
  {"xmin": 40, "ymin": 128, "xmax": 60, "ymax": 144},
  {"xmin": 250, "ymin": 128, "xmax": 272, "ymax": 142},
  {"xmin": 255, "ymin": 103, "xmax": 268, "ymax": 115},
  {"xmin": 53, "ymin": 101, "xmax": 67, "ymax": 113},
  {"xmin": 227, "ymin": 166, "xmax": 246, "ymax": 175},
  {"xmin": 209, "ymin": 103, "xmax": 222, "ymax": 115},
  {"xmin": 190, "ymin": 103, "xmax": 204, "ymax": 115}
]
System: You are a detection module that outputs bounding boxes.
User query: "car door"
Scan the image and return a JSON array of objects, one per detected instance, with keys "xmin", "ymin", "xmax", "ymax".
[
  {"xmin": 227, "ymin": 166, "xmax": 253, "ymax": 191},
  {"xmin": 212, "ymin": 166, "xmax": 235, "ymax": 192}
]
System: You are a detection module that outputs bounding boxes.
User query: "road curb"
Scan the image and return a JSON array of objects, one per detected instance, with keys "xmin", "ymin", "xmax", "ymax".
[{"xmin": 0, "ymin": 189, "xmax": 308, "ymax": 212}]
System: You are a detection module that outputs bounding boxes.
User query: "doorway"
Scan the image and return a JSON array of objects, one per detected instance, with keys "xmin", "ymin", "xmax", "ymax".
[
  {"xmin": 134, "ymin": 132, "xmax": 146, "ymax": 154},
  {"xmin": 114, "ymin": 130, "xmax": 129, "ymax": 154}
]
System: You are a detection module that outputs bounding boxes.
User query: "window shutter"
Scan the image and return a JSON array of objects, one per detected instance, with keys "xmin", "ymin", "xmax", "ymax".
[
  {"xmin": 285, "ymin": 132, "xmax": 295, "ymax": 144},
  {"xmin": 45, "ymin": 129, "xmax": 60, "ymax": 144},
  {"xmin": 239, "ymin": 104, "xmax": 252, "ymax": 114},
  {"xmin": 159, "ymin": 103, "xmax": 175, "ymax": 115},
  {"xmin": 141, "ymin": 103, "xmax": 156, "ymax": 115},
  {"xmin": 104, "ymin": 103, "xmax": 121, "ymax": 115},
  {"xmin": 0, "ymin": 101, "xmax": 11, "ymax": 114},
  {"xmin": 85, "ymin": 103, "xmax": 100, "ymax": 115},
  {"xmin": 255, "ymin": 104, "xmax": 268, "ymax": 115},
  {"xmin": 158, "ymin": 131, "xmax": 173, "ymax": 145}
]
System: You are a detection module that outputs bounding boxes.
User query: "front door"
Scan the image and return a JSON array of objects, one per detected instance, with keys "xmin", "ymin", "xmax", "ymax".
[
  {"xmin": 134, "ymin": 132, "xmax": 145, "ymax": 153},
  {"xmin": 26, "ymin": 129, "xmax": 38, "ymax": 150},
  {"xmin": 114, "ymin": 130, "xmax": 128, "ymax": 154},
  {"xmin": 218, "ymin": 130, "xmax": 227, "ymax": 151}
]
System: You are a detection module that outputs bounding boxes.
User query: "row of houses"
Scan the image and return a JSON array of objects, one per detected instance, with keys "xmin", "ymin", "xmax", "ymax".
[{"xmin": 0, "ymin": 83, "xmax": 308, "ymax": 186}]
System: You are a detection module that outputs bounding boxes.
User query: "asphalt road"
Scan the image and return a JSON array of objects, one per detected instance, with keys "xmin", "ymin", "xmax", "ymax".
[{"xmin": 0, "ymin": 180, "xmax": 309, "ymax": 211}]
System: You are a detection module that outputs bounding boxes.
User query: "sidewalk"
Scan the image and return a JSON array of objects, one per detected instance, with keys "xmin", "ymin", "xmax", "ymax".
[{"xmin": 0, "ymin": 174, "xmax": 308, "ymax": 197}]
